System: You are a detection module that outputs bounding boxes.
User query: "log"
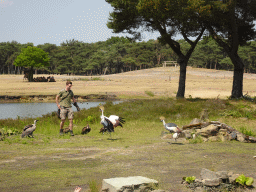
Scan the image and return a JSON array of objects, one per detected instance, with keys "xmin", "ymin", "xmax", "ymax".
[{"xmin": 182, "ymin": 123, "xmax": 202, "ymax": 130}]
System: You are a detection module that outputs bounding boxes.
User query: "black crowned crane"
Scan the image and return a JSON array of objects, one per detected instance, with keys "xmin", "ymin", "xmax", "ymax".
[
  {"xmin": 99, "ymin": 106, "xmax": 125, "ymax": 135},
  {"xmin": 160, "ymin": 116, "xmax": 182, "ymax": 142},
  {"xmin": 81, "ymin": 124, "xmax": 91, "ymax": 134},
  {"xmin": 21, "ymin": 120, "xmax": 39, "ymax": 138}
]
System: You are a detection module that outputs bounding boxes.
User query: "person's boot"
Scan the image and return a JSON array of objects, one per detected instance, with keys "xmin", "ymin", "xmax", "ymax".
[
  {"xmin": 70, "ymin": 130, "xmax": 74, "ymax": 136},
  {"xmin": 59, "ymin": 129, "xmax": 64, "ymax": 136}
]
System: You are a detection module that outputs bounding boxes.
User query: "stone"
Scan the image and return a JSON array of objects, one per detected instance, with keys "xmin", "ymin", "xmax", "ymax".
[
  {"xmin": 183, "ymin": 130, "xmax": 192, "ymax": 139},
  {"xmin": 202, "ymin": 178, "xmax": 220, "ymax": 186},
  {"xmin": 194, "ymin": 187, "xmax": 204, "ymax": 192},
  {"xmin": 101, "ymin": 176, "xmax": 158, "ymax": 192},
  {"xmin": 208, "ymin": 136, "xmax": 219, "ymax": 142},
  {"xmin": 248, "ymin": 136, "xmax": 256, "ymax": 143},
  {"xmin": 228, "ymin": 172, "xmax": 240, "ymax": 184},
  {"xmin": 216, "ymin": 171, "xmax": 229, "ymax": 183},
  {"xmin": 229, "ymin": 132, "xmax": 237, "ymax": 140},
  {"xmin": 218, "ymin": 134, "xmax": 230, "ymax": 142},
  {"xmin": 219, "ymin": 129, "xmax": 228, "ymax": 135},
  {"xmin": 199, "ymin": 124, "xmax": 219, "ymax": 137},
  {"xmin": 189, "ymin": 118, "xmax": 202, "ymax": 125},
  {"xmin": 236, "ymin": 132, "xmax": 246, "ymax": 142},
  {"xmin": 200, "ymin": 168, "xmax": 218, "ymax": 180},
  {"xmin": 202, "ymin": 137, "xmax": 209, "ymax": 142}
]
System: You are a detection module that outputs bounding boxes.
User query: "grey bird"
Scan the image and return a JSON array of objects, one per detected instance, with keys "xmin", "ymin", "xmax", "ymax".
[
  {"xmin": 21, "ymin": 120, "xmax": 39, "ymax": 138},
  {"xmin": 160, "ymin": 116, "xmax": 182, "ymax": 142}
]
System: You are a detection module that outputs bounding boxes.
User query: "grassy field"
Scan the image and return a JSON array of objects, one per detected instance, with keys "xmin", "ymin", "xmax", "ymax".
[{"xmin": 1, "ymin": 98, "xmax": 256, "ymax": 192}]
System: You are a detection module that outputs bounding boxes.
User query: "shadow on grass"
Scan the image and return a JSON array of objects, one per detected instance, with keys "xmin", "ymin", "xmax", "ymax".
[
  {"xmin": 107, "ymin": 138, "xmax": 122, "ymax": 141},
  {"xmin": 167, "ymin": 142, "xmax": 184, "ymax": 145}
]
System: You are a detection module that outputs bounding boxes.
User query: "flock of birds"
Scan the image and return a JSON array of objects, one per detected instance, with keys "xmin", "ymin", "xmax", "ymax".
[{"xmin": 21, "ymin": 106, "xmax": 182, "ymax": 141}]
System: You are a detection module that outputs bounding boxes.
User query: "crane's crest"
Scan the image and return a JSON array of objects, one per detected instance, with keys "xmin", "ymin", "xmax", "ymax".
[
  {"xmin": 99, "ymin": 105, "xmax": 104, "ymax": 111},
  {"xmin": 160, "ymin": 116, "xmax": 165, "ymax": 120}
]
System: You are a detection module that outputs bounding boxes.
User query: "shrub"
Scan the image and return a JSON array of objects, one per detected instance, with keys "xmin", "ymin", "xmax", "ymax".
[{"xmin": 236, "ymin": 174, "xmax": 254, "ymax": 187}]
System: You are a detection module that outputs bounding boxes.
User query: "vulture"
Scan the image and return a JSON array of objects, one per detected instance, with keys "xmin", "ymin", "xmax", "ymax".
[
  {"xmin": 160, "ymin": 116, "xmax": 182, "ymax": 142},
  {"xmin": 99, "ymin": 106, "xmax": 125, "ymax": 135},
  {"xmin": 81, "ymin": 124, "xmax": 91, "ymax": 134},
  {"xmin": 21, "ymin": 120, "xmax": 39, "ymax": 138}
]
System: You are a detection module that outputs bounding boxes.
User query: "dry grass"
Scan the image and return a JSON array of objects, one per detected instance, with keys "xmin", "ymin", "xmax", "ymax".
[{"xmin": 1, "ymin": 67, "xmax": 256, "ymax": 100}]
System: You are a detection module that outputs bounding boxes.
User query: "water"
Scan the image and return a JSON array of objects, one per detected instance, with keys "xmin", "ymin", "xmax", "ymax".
[{"xmin": 0, "ymin": 101, "xmax": 122, "ymax": 120}]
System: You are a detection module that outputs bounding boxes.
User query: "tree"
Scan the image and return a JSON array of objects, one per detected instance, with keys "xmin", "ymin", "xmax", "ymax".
[
  {"xmin": 188, "ymin": 0, "xmax": 256, "ymax": 98},
  {"xmin": 106, "ymin": 0, "xmax": 205, "ymax": 98},
  {"xmin": 14, "ymin": 46, "xmax": 50, "ymax": 82}
]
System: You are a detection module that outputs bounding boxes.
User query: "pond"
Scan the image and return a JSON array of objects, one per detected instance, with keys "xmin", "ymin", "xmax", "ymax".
[{"xmin": 0, "ymin": 101, "xmax": 122, "ymax": 120}]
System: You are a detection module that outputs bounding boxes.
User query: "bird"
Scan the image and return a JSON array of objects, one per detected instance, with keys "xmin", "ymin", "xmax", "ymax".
[
  {"xmin": 160, "ymin": 116, "xmax": 182, "ymax": 142},
  {"xmin": 81, "ymin": 124, "xmax": 91, "ymax": 134},
  {"xmin": 99, "ymin": 127, "xmax": 107, "ymax": 134},
  {"xmin": 108, "ymin": 115, "xmax": 125, "ymax": 128},
  {"xmin": 99, "ymin": 106, "xmax": 125, "ymax": 135},
  {"xmin": 21, "ymin": 120, "xmax": 39, "ymax": 138},
  {"xmin": 63, "ymin": 128, "xmax": 70, "ymax": 134}
]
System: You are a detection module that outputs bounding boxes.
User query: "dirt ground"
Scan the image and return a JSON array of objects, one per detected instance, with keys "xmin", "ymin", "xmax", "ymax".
[
  {"xmin": 1, "ymin": 66, "xmax": 256, "ymax": 100},
  {"xmin": 1, "ymin": 137, "xmax": 256, "ymax": 192}
]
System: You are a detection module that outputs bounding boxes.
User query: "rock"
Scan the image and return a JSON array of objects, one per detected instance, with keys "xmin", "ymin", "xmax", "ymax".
[
  {"xmin": 229, "ymin": 132, "xmax": 237, "ymax": 140},
  {"xmin": 208, "ymin": 136, "xmax": 219, "ymax": 142},
  {"xmin": 183, "ymin": 130, "xmax": 192, "ymax": 139},
  {"xmin": 248, "ymin": 136, "xmax": 256, "ymax": 143},
  {"xmin": 201, "ymin": 168, "xmax": 218, "ymax": 180},
  {"xmin": 194, "ymin": 187, "xmax": 204, "ymax": 192},
  {"xmin": 189, "ymin": 118, "xmax": 202, "ymax": 125},
  {"xmin": 228, "ymin": 172, "xmax": 240, "ymax": 184},
  {"xmin": 202, "ymin": 137, "xmax": 209, "ymax": 142},
  {"xmin": 199, "ymin": 124, "xmax": 219, "ymax": 137},
  {"xmin": 216, "ymin": 171, "xmax": 229, "ymax": 183},
  {"xmin": 217, "ymin": 134, "xmax": 226, "ymax": 142},
  {"xmin": 218, "ymin": 129, "xmax": 228, "ymax": 135},
  {"xmin": 101, "ymin": 176, "xmax": 158, "ymax": 192},
  {"xmin": 202, "ymin": 178, "xmax": 220, "ymax": 186},
  {"xmin": 236, "ymin": 132, "xmax": 246, "ymax": 142}
]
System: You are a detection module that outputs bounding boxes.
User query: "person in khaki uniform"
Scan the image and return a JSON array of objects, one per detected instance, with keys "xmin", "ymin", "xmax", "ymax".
[{"xmin": 56, "ymin": 81, "xmax": 77, "ymax": 136}]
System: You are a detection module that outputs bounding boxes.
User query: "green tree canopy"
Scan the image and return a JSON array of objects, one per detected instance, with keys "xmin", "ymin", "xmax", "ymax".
[
  {"xmin": 106, "ymin": 0, "xmax": 206, "ymax": 98},
  {"xmin": 187, "ymin": 0, "xmax": 256, "ymax": 98},
  {"xmin": 14, "ymin": 46, "xmax": 50, "ymax": 81}
]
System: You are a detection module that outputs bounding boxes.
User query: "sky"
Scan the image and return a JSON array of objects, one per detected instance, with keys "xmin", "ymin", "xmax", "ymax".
[{"xmin": 0, "ymin": 0, "xmax": 160, "ymax": 46}]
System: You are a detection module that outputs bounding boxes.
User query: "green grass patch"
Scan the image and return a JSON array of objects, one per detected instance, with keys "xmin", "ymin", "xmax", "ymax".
[
  {"xmin": 1, "ymin": 98, "xmax": 256, "ymax": 191},
  {"xmin": 145, "ymin": 90, "xmax": 155, "ymax": 97}
]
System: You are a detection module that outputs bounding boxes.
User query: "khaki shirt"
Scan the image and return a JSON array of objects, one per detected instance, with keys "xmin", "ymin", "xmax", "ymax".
[{"xmin": 58, "ymin": 89, "xmax": 74, "ymax": 108}]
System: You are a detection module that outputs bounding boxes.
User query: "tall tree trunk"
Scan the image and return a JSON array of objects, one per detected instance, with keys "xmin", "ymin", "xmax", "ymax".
[
  {"xmin": 229, "ymin": 53, "xmax": 244, "ymax": 98},
  {"xmin": 176, "ymin": 57, "xmax": 188, "ymax": 98},
  {"xmin": 28, "ymin": 67, "xmax": 34, "ymax": 82}
]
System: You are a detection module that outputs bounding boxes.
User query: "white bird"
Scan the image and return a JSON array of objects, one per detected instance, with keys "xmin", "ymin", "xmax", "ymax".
[
  {"xmin": 22, "ymin": 120, "xmax": 39, "ymax": 138},
  {"xmin": 160, "ymin": 116, "xmax": 182, "ymax": 142},
  {"xmin": 99, "ymin": 106, "xmax": 125, "ymax": 135}
]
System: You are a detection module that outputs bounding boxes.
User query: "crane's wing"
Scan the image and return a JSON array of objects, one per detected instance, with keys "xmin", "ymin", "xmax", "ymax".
[
  {"xmin": 165, "ymin": 123, "xmax": 178, "ymax": 132},
  {"xmin": 105, "ymin": 118, "xmax": 114, "ymax": 132}
]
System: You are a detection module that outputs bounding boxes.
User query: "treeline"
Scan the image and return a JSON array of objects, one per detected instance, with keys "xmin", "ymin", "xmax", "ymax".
[{"xmin": 0, "ymin": 36, "xmax": 256, "ymax": 75}]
